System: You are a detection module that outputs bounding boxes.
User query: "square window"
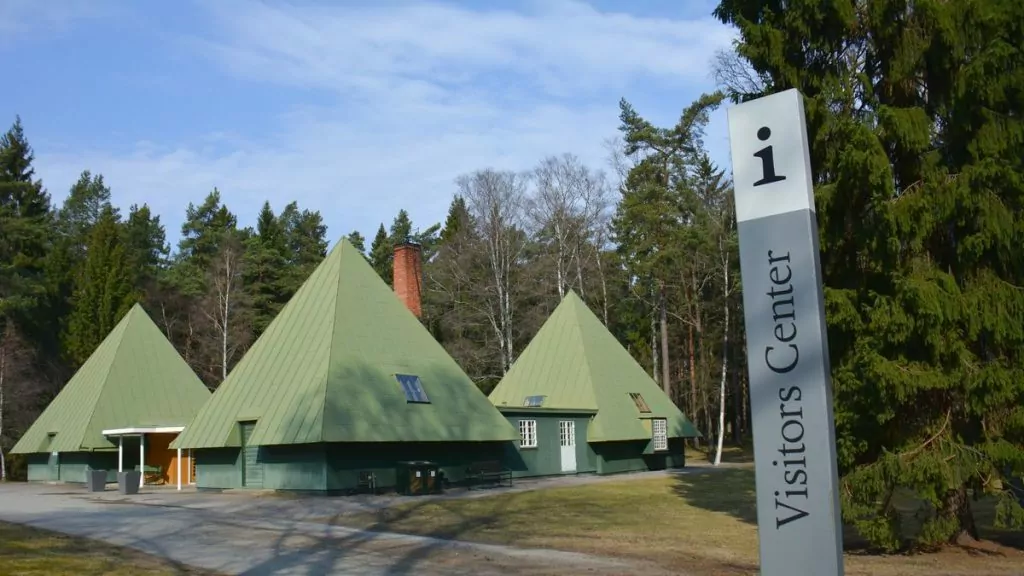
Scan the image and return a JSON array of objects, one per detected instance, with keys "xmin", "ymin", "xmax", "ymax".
[
  {"xmin": 629, "ymin": 392, "xmax": 651, "ymax": 413},
  {"xmin": 652, "ymin": 418, "xmax": 668, "ymax": 451},
  {"xmin": 395, "ymin": 374, "xmax": 430, "ymax": 403},
  {"xmin": 519, "ymin": 419, "xmax": 537, "ymax": 448},
  {"xmin": 523, "ymin": 395, "xmax": 546, "ymax": 407}
]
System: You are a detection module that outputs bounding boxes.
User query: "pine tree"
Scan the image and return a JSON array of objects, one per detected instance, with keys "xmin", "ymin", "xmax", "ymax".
[
  {"xmin": 369, "ymin": 223, "xmax": 391, "ymax": 284},
  {"xmin": 243, "ymin": 202, "xmax": 289, "ymax": 337},
  {"xmin": 64, "ymin": 206, "xmax": 138, "ymax": 367},
  {"xmin": 346, "ymin": 231, "xmax": 367, "ymax": 255},
  {"xmin": 714, "ymin": 0, "xmax": 1024, "ymax": 549}
]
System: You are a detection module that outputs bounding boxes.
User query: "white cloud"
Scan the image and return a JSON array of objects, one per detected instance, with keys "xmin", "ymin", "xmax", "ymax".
[
  {"xmin": 0, "ymin": 0, "xmax": 113, "ymax": 39},
  {"xmin": 32, "ymin": 0, "xmax": 737, "ymax": 245}
]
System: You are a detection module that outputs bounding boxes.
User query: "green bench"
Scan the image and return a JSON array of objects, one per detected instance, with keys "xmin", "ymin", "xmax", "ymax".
[{"xmin": 134, "ymin": 464, "xmax": 163, "ymax": 484}]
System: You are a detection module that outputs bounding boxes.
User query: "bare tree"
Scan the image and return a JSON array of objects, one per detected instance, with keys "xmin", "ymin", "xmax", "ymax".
[
  {"xmin": 202, "ymin": 237, "xmax": 251, "ymax": 384},
  {"xmin": 458, "ymin": 169, "xmax": 530, "ymax": 374},
  {"xmin": 711, "ymin": 46, "xmax": 767, "ymax": 100},
  {"xmin": 527, "ymin": 153, "xmax": 612, "ymax": 303},
  {"xmin": 0, "ymin": 323, "xmax": 34, "ymax": 481}
]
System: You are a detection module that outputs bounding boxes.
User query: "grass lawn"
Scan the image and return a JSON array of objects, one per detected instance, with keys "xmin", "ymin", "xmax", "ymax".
[
  {"xmin": 336, "ymin": 467, "xmax": 1023, "ymax": 576},
  {"xmin": 0, "ymin": 521, "xmax": 215, "ymax": 576}
]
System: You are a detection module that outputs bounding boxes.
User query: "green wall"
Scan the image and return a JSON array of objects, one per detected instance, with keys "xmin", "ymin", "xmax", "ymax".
[
  {"xmin": 195, "ymin": 441, "xmax": 509, "ymax": 492},
  {"xmin": 25, "ymin": 451, "xmax": 122, "ymax": 483},
  {"xmin": 499, "ymin": 411, "xmax": 687, "ymax": 478},
  {"xmin": 501, "ymin": 412, "xmax": 596, "ymax": 477},
  {"xmin": 593, "ymin": 437, "xmax": 686, "ymax": 474}
]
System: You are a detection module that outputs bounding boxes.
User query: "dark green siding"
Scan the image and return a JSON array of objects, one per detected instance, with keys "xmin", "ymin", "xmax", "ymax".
[
  {"xmin": 240, "ymin": 421, "xmax": 263, "ymax": 488},
  {"xmin": 25, "ymin": 451, "xmax": 122, "ymax": 483},
  {"xmin": 593, "ymin": 437, "xmax": 686, "ymax": 474},
  {"xmin": 263, "ymin": 444, "xmax": 326, "ymax": 490},
  {"xmin": 195, "ymin": 448, "xmax": 243, "ymax": 489},
  {"xmin": 500, "ymin": 412, "xmax": 595, "ymax": 478},
  {"xmin": 195, "ymin": 441, "xmax": 508, "ymax": 492}
]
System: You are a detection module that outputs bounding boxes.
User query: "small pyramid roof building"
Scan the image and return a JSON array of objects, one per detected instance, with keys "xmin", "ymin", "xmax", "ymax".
[
  {"xmin": 489, "ymin": 290, "xmax": 700, "ymax": 443},
  {"xmin": 11, "ymin": 304, "xmax": 212, "ymax": 454},
  {"xmin": 172, "ymin": 238, "xmax": 518, "ymax": 450}
]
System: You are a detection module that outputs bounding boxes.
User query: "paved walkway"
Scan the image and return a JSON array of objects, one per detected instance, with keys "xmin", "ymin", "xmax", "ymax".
[{"xmin": 0, "ymin": 481, "xmax": 679, "ymax": 575}]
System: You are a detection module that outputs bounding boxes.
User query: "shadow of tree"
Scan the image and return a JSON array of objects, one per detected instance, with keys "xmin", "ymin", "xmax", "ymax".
[{"xmin": 670, "ymin": 467, "xmax": 758, "ymax": 525}]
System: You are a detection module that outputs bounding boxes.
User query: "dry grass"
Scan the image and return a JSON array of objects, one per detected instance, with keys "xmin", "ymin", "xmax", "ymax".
[
  {"xmin": 337, "ymin": 467, "xmax": 1024, "ymax": 576},
  {"xmin": 0, "ymin": 521, "xmax": 215, "ymax": 576}
]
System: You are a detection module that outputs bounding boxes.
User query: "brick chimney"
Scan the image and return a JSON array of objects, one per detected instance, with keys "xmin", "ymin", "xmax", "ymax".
[{"xmin": 393, "ymin": 240, "xmax": 423, "ymax": 318}]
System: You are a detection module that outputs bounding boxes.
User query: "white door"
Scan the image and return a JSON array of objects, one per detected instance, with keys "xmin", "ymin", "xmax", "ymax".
[{"xmin": 559, "ymin": 421, "xmax": 577, "ymax": 473}]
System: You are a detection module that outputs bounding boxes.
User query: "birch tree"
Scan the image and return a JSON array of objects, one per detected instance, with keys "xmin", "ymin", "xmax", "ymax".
[{"xmin": 457, "ymin": 169, "xmax": 529, "ymax": 374}]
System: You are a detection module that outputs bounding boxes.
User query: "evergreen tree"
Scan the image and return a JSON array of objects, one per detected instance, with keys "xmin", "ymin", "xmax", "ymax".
[
  {"xmin": 122, "ymin": 203, "xmax": 169, "ymax": 285},
  {"xmin": 346, "ymin": 231, "xmax": 367, "ymax": 255},
  {"xmin": 278, "ymin": 201, "xmax": 328, "ymax": 294},
  {"xmin": 243, "ymin": 202, "xmax": 289, "ymax": 337},
  {"xmin": 714, "ymin": 0, "xmax": 1024, "ymax": 548},
  {"xmin": 369, "ymin": 223, "xmax": 391, "ymax": 284},
  {"xmin": 64, "ymin": 206, "xmax": 138, "ymax": 367},
  {"xmin": 0, "ymin": 117, "xmax": 51, "ymax": 341}
]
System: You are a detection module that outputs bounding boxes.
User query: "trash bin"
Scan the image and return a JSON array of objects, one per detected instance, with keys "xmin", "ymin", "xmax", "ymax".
[
  {"xmin": 396, "ymin": 461, "xmax": 442, "ymax": 495},
  {"xmin": 86, "ymin": 469, "xmax": 106, "ymax": 492},
  {"xmin": 118, "ymin": 470, "xmax": 141, "ymax": 495}
]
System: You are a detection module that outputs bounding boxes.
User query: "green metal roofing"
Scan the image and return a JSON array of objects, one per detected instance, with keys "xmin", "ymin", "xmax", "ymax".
[
  {"xmin": 489, "ymin": 290, "xmax": 701, "ymax": 442},
  {"xmin": 171, "ymin": 238, "xmax": 518, "ymax": 449},
  {"xmin": 10, "ymin": 304, "xmax": 212, "ymax": 454}
]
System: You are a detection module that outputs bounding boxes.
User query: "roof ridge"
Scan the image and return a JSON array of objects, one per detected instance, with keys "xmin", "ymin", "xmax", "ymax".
[
  {"xmin": 567, "ymin": 294, "xmax": 600, "ymax": 409},
  {"xmin": 320, "ymin": 239, "xmax": 345, "ymax": 443},
  {"xmin": 79, "ymin": 306, "xmax": 135, "ymax": 449}
]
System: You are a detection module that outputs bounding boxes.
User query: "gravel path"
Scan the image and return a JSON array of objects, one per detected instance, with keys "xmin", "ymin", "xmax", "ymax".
[{"xmin": 0, "ymin": 482, "xmax": 674, "ymax": 575}]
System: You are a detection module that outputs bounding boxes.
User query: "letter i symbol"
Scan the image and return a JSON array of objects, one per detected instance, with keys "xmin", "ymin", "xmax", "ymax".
[{"xmin": 753, "ymin": 126, "xmax": 786, "ymax": 187}]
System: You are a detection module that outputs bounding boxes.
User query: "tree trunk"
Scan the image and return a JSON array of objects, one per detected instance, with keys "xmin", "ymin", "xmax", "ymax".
[
  {"xmin": 659, "ymin": 279, "xmax": 671, "ymax": 399},
  {"xmin": 0, "ymin": 343, "xmax": 6, "ymax": 482},
  {"xmin": 714, "ymin": 255, "xmax": 730, "ymax": 466},
  {"xmin": 651, "ymin": 301, "xmax": 659, "ymax": 384},
  {"xmin": 943, "ymin": 485, "xmax": 980, "ymax": 543},
  {"xmin": 596, "ymin": 251, "xmax": 609, "ymax": 326}
]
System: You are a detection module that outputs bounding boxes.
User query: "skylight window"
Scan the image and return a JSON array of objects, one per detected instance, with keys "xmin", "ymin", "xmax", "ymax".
[
  {"xmin": 523, "ymin": 395, "xmax": 546, "ymax": 407},
  {"xmin": 395, "ymin": 374, "xmax": 430, "ymax": 403},
  {"xmin": 629, "ymin": 392, "xmax": 651, "ymax": 413}
]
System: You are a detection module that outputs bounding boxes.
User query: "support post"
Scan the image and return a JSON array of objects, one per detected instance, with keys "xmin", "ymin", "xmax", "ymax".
[
  {"xmin": 139, "ymin": 435, "xmax": 145, "ymax": 488},
  {"xmin": 118, "ymin": 436, "xmax": 123, "ymax": 472},
  {"xmin": 177, "ymin": 447, "xmax": 182, "ymax": 491},
  {"xmin": 726, "ymin": 88, "xmax": 844, "ymax": 576}
]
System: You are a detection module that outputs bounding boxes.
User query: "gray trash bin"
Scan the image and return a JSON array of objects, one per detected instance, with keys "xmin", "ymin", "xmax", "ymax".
[
  {"xmin": 86, "ymin": 469, "xmax": 106, "ymax": 492},
  {"xmin": 118, "ymin": 470, "xmax": 141, "ymax": 495}
]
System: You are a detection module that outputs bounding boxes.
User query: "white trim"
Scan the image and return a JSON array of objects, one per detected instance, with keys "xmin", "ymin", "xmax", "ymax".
[
  {"xmin": 102, "ymin": 426, "xmax": 185, "ymax": 436},
  {"xmin": 652, "ymin": 418, "xmax": 668, "ymax": 451},
  {"xmin": 518, "ymin": 419, "xmax": 537, "ymax": 448}
]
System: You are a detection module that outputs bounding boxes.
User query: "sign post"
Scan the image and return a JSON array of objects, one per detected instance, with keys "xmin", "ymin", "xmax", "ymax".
[{"xmin": 726, "ymin": 88, "xmax": 844, "ymax": 576}]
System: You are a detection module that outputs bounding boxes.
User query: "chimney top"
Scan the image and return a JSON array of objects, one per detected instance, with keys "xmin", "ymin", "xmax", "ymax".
[{"xmin": 393, "ymin": 242, "xmax": 423, "ymax": 318}]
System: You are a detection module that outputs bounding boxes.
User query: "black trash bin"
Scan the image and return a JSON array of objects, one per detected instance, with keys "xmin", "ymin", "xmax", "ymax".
[
  {"xmin": 86, "ymin": 469, "xmax": 106, "ymax": 492},
  {"xmin": 396, "ymin": 461, "xmax": 442, "ymax": 495},
  {"xmin": 118, "ymin": 470, "xmax": 141, "ymax": 495}
]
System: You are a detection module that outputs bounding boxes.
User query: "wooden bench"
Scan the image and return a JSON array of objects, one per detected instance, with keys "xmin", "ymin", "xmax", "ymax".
[
  {"xmin": 134, "ymin": 464, "xmax": 163, "ymax": 484},
  {"xmin": 465, "ymin": 460, "xmax": 512, "ymax": 490}
]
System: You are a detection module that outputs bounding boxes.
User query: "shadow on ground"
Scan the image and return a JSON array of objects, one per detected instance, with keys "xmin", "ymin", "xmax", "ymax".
[{"xmin": 671, "ymin": 467, "xmax": 758, "ymax": 525}]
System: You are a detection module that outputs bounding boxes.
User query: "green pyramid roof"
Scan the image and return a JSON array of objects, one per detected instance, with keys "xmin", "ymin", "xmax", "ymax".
[
  {"xmin": 489, "ymin": 290, "xmax": 701, "ymax": 442},
  {"xmin": 11, "ymin": 304, "xmax": 212, "ymax": 454},
  {"xmin": 171, "ymin": 238, "xmax": 518, "ymax": 449}
]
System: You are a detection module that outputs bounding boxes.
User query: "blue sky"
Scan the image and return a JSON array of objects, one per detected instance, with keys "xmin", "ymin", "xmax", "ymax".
[{"xmin": 0, "ymin": 0, "xmax": 737, "ymax": 247}]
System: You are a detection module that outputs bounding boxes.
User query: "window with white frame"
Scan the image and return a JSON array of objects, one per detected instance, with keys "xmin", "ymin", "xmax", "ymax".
[
  {"xmin": 652, "ymin": 418, "xmax": 668, "ymax": 451},
  {"xmin": 519, "ymin": 419, "xmax": 537, "ymax": 448}
]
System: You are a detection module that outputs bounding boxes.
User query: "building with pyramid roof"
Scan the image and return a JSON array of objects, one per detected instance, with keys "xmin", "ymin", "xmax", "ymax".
[
  {"xmin": 490, "ymin": 290, "xmax": 700, "ymax": 478},
  {"xmin": 12, "ymin": 303, "xmax": 211, "ymax": 487},
  {"xmin": 171, "ymin": 238, "xmax": 518, "ymax": 492}
]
